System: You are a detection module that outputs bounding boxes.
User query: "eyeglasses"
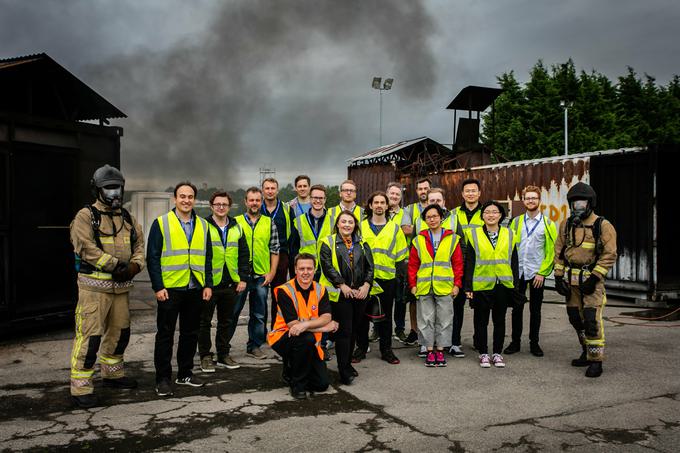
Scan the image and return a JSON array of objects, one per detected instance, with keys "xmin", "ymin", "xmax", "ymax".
[
  {"xmin": 341, "ymin": 188, "xmax": 356, "ymax": 193},
  {"xmin": 425, "ymin": 215, "xmax": 441, "ymax": 220},
  {"xmin": 483, "ymin": 210, "xmax": 501, "ymax": 215},
  {"xmin": 212, "ymin": 203, "xmax": 230, "ymax": 209},
  {"xmin": 524, "ymin": 197, "xmax": 539, "ymax": 201}
]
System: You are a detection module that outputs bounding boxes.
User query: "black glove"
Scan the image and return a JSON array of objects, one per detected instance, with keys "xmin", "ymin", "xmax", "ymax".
[
  {"xmin": 554, "ymin": 276, "xmax": 571, "ymax": 297},
  {"xmin": 112, "ymin": 262, "xmax": 129, "ymax": 282},
  {"xmin": 580, "ymin": 274, "xmax": 599, "ymax": 295},
  {"xmin": 127, "ymin": 262, "xmax": 141, "ymax": 279}
]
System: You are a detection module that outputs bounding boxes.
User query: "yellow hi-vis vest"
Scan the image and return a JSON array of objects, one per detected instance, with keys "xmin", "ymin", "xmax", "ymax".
[
  {"xmin": 263, "ymin": 200, "xmax": 293, "ymax": 240},
  {"xmin": 469, "ymin": 226, "xmax": 516, "ymax": 291},
  {"xmin": 294, "ymin": 211, "xmax": 332, "ymax": 258},
  {"xmin": 327, "ymin": 204, "xmax": 364, "ymax": 230},
  {"xmin": 360, "ymin": 219, "xmax": 408, "ymax": 280},
  {"xmin": 318, "ymin": 234, "xmax": 383, "ymax": 302},
  {"xmin": 413, "ymin": 232, "xmax": 460, "ymax": 296},
  {"xmin": 236, "ymin": 214, "xmax": 272, "ymax": 276},
  {"xmin": 389, "ymin": 207, "xmax": 405, "ymax": 226},
  {"xmin": 453, "ymin": 206, "xmax": 484, "ymax": 242},
  {"xmin": 208, "ymin": 222, "xmax": 243, "ymax": 286},
  {"xmin": 158, "ymin": 211, "xmax": 208, "ymax": 288}
]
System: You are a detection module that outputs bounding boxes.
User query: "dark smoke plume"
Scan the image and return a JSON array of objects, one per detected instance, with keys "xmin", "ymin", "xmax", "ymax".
[{"xmin": 3, "ymin": 0, "xmax": 439, "ymax": 189}]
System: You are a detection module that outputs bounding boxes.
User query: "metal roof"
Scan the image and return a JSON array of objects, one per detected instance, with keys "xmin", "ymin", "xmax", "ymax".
[
  {"xmin": 0, "ymin": 53, "xmax": 126, "ymax": 122},
  {"xmin": 444, "ymin": 147, "xmax": 646, "ymax": 173},
  {"xmin": 446, "ymin": 85, "xmax": 503, "ymax": 111},
  {"xmin": 347, "ymin": 137, "xmax": 429, "ymax": 164}
]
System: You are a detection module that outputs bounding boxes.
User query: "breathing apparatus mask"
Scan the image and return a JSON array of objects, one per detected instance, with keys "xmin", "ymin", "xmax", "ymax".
[
  {"xmin": 91, "ymin": 165, "xmax": 125, "ymax": 209},
  {"xmin": 569, "ymin": 199, "xmax": 591, "ymax": 224}
]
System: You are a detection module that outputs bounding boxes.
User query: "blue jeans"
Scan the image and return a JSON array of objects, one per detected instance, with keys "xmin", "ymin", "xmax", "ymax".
[{"xmin": 232, "ymin": 275, "xmax": 269, "ymax": 352}]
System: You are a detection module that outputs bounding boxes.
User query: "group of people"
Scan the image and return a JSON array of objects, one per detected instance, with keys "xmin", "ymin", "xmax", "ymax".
[{"xmin": 68, "ymin": 165, "xmax": 617, "ymax": 407}]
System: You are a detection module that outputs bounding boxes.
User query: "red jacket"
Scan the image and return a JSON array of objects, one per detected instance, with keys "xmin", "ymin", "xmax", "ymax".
[{"xmin": 408, "ymin": 229, "xmax": 464, "ymax": 290}]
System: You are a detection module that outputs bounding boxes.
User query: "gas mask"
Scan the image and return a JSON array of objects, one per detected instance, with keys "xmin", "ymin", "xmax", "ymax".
[
  {"xmin": 569, "ymin": 199, "xmax": 591, "ymax": 224},
  {"xmin": 99, "ymin": 184, "xmax": 123, "ymax": 209}
]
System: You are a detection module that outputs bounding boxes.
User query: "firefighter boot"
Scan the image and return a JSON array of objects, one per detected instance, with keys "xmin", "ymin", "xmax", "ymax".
[
  {"xmin": 571, "ymin": 346, "xmax": 589, "ymax": 367},
  {"xmin": 585, "ymin": 361, "xmax": 603, "ymax": 378},
  {"xmin": 103, "ymin": 376, "xmax": 138, "ymax": 389},
  {"xmin": 71, "ymin": 393, "xmax": 98, "ymax": 409}
]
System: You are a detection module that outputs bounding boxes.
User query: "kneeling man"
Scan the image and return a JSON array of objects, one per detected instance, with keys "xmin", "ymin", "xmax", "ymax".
[{"xmin": 268, "ymin": 253, "xmax": 338, "ymax": 399}]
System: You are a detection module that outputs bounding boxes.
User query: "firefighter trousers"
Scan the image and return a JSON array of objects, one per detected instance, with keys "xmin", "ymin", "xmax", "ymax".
[
  {"xmin": 565, "ymin": 280, "xmax": 606, "ymax": 362},
  {"xmin": 70, "ymin": 289, "xmax": 131, "ymax": 396}
]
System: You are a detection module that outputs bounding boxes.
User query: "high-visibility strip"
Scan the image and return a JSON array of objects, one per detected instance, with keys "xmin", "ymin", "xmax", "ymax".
[
  {"xmin": 95, "ymin": 254, "xmax": 112, "ymax": 270},
  {"xmin": 374, "ymin": 263, "xmax": 395, "ymax": 274},
  {"xmin": 555, "ymin": 263, "xmax": 565, "ymax": 271},
  {"xmin": 70, "ymin": 303, "xmax": 86, "ymax": 370},
  {"xmin": 433, "ymin": 260, "xmax": 451, "ymax": 267},
  {"xmin": 84, "ymin": 271, "xmax": 113, "ymax": 280},
  {"xmin": 99, "ymin": 237, "xmax": 115, "ymax": 244},
  {"xmin": 593, "ymin": 265, "xmax": 608, "ymax": 275},
  {"xmin": 162, "ymin": 264, "xmax": 206, "ymax": 272},
  {"xmin": 225, "ymin": 241, "xmax": 238, "ymax": 247},
  {"xmin": 211, "ymin": 240, "xmax": 222, "ymax": 247},
  {"xmin": 161, "ymin": 249, "xmax": 190, "ymax": 257},
  {"xmin": 70, "ymin": 370, "xmax": 95, "ymax": 378},
  {"xmin": 580, "ymin": 242, "xmax": 596, "ymax": 249},
  {"xmin": 417, "ymin": 276, "xmax": 453, "ymax": 283},
  {"xmin": 419, "ymin": 262, "xmax": 434, "ymax": 269},
  {"xmin": 473, "ymin": 275, "xmax": 513, "ymax": 282},
  {"xmin": 162, "ymin": 215, "xmax": 173, "ymax": 251},
  {"xmin": 99, "ymin": 355, "xmax": 122, "ymax": 365},
  {"xmin": 476, "ymin": 259, "xmax": 509, "ymax": 265}
]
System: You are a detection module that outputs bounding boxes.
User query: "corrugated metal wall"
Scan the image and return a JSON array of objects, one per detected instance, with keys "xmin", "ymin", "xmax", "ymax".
[{"xmin": 348, "ymin": 163, "xmax": 395, "ymax": 203}]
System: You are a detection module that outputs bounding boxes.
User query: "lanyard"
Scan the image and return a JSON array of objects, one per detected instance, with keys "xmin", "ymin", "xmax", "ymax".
[
  {"xmin": 307, "ymin": 211, "xmax": 321, "ymax": 239},
  {"xmin": 428, "ymin": 230, "xmax": 439, "ymax": 255},
  {"xmin": 244, "ymin": 214, "xmax": 259, "ymax": 230},
  {"xmin": 524, "ymin": 214, "xmax": 541, "ymax": 238},
  {"xmin": 261, "ymin": 199, "xmax": 281, "ymax": 219}
]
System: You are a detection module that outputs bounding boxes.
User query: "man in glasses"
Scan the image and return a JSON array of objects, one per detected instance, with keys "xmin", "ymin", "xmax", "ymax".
[
  {"xmin": 198, "ymin": 191, "xmax": 249, "ymax": 373},
  {"xmin": 504, "ymin": 186, "xmax": 557, "ymax": 357},
  {"xmin": 328, "ymin": 179, "xmax": 364, "ymax": 227}
]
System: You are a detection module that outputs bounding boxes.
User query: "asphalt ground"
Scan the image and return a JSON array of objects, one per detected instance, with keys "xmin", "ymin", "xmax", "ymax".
[{"xmin": 1, "ymin": 279, "xmax": 679, "ymax": 452}]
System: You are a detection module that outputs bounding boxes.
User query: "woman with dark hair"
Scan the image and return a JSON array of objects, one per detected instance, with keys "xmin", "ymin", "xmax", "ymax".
[
  {"xmin": 318, "ymin": 210, "xmax": 375, "ymax": 385},
  {"xmin": 464, "ymin": 200, "xmax": 519, "ymax": 369}
]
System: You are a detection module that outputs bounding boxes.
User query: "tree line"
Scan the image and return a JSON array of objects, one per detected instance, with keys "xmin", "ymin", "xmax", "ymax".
[{"xmin": 481, "ymin": 58, "xmax": 680, "ymax": 161}]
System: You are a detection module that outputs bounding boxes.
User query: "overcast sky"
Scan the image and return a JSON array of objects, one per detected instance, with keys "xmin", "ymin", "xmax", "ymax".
[{"xmin": 1, "ymin": 0, "xmax": 679, "ymax": 190}]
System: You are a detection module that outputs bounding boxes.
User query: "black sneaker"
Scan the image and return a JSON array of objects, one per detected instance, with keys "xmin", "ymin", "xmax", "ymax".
[
  {"xmin": 530, "ymin": 343, "xmax": 544, "ymax": 357},
  {"xmin": 71, "ymin": 393, "xmax": 98, "ymax": 408},
  {"xmin": 155, "ymin": 380, "xmax": 174, "ymax": 397},
  {"xmin": 351, "ymin": 348, "xmax": 367, "ymax": 363},
  {"xmin": 103, "ymin": 376, "xmax": 138, "ymax": 389},
  {"xmin": 403, "ymin": 330, "xmax": 418, "ymax": 346},
  {"xmin": 290, "ymin": 388, "xmax": 307, "ymax": 400},
  {"xmin": 175, "ymin": 376, "xmax": 205, "ymax": 387},
  {"xmin": 503, "ymin": 342, "xmax": 520, "ymax": 355}
]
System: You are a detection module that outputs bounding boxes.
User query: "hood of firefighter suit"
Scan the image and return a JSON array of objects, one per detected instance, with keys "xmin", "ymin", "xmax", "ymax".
[
  {"xmin": 91, "ymin": 165, "xmax": 125, "ymax": 209},
  {"xmin": 566, "ymin": 182, "xmax": 596, "ymax": 224}
]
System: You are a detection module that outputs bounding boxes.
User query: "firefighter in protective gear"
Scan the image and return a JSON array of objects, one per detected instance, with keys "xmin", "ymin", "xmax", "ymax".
[
  {"xmin": 554, "ymin": 182, "xmax": 617, "ymax": 378},
  {"xmin": 69, "ymin": 165, "xmax": 144, "ymax": 408}
]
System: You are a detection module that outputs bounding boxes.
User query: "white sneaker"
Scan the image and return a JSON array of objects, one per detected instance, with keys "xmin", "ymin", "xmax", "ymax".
[
  {"xmin": 492, "ymin": 353, "xmax": 506, "ymax": 368},
  {"xmin": 418, "ymin": 345, "xmax": 428, "ymax": 358},
  {"xmin": 449, "ymin": 345, "xmax": 465, "ymax": 358},
  {"xmin": 479, "ymin": 354, "xmax": 491, "ymax": 368}
]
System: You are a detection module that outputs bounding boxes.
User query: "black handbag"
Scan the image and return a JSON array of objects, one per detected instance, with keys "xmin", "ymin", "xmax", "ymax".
[{"xmin": 365, "ymin": 295, "xmax": 386, "ymax": 323}]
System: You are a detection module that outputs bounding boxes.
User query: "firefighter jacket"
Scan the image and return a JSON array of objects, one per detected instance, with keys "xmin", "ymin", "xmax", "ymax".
[
  {"xmin": 553, "ymin": 213, "xmax": 617, "ymax": 280},
  {"xmin": 70, "ymin": 200, "xmax": 145, "ymax": 294}
]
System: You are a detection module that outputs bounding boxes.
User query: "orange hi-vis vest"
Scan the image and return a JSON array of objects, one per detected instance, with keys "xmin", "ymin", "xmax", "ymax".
[{"xmin": 268, "ymin": 279, "xmax": 326, "ymax": 360}]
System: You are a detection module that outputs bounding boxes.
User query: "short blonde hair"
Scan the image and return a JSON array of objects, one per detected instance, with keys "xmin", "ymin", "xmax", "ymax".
[{"xmin": 522, "ymin": 185, "xmax": 541, "ymax": 198}]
